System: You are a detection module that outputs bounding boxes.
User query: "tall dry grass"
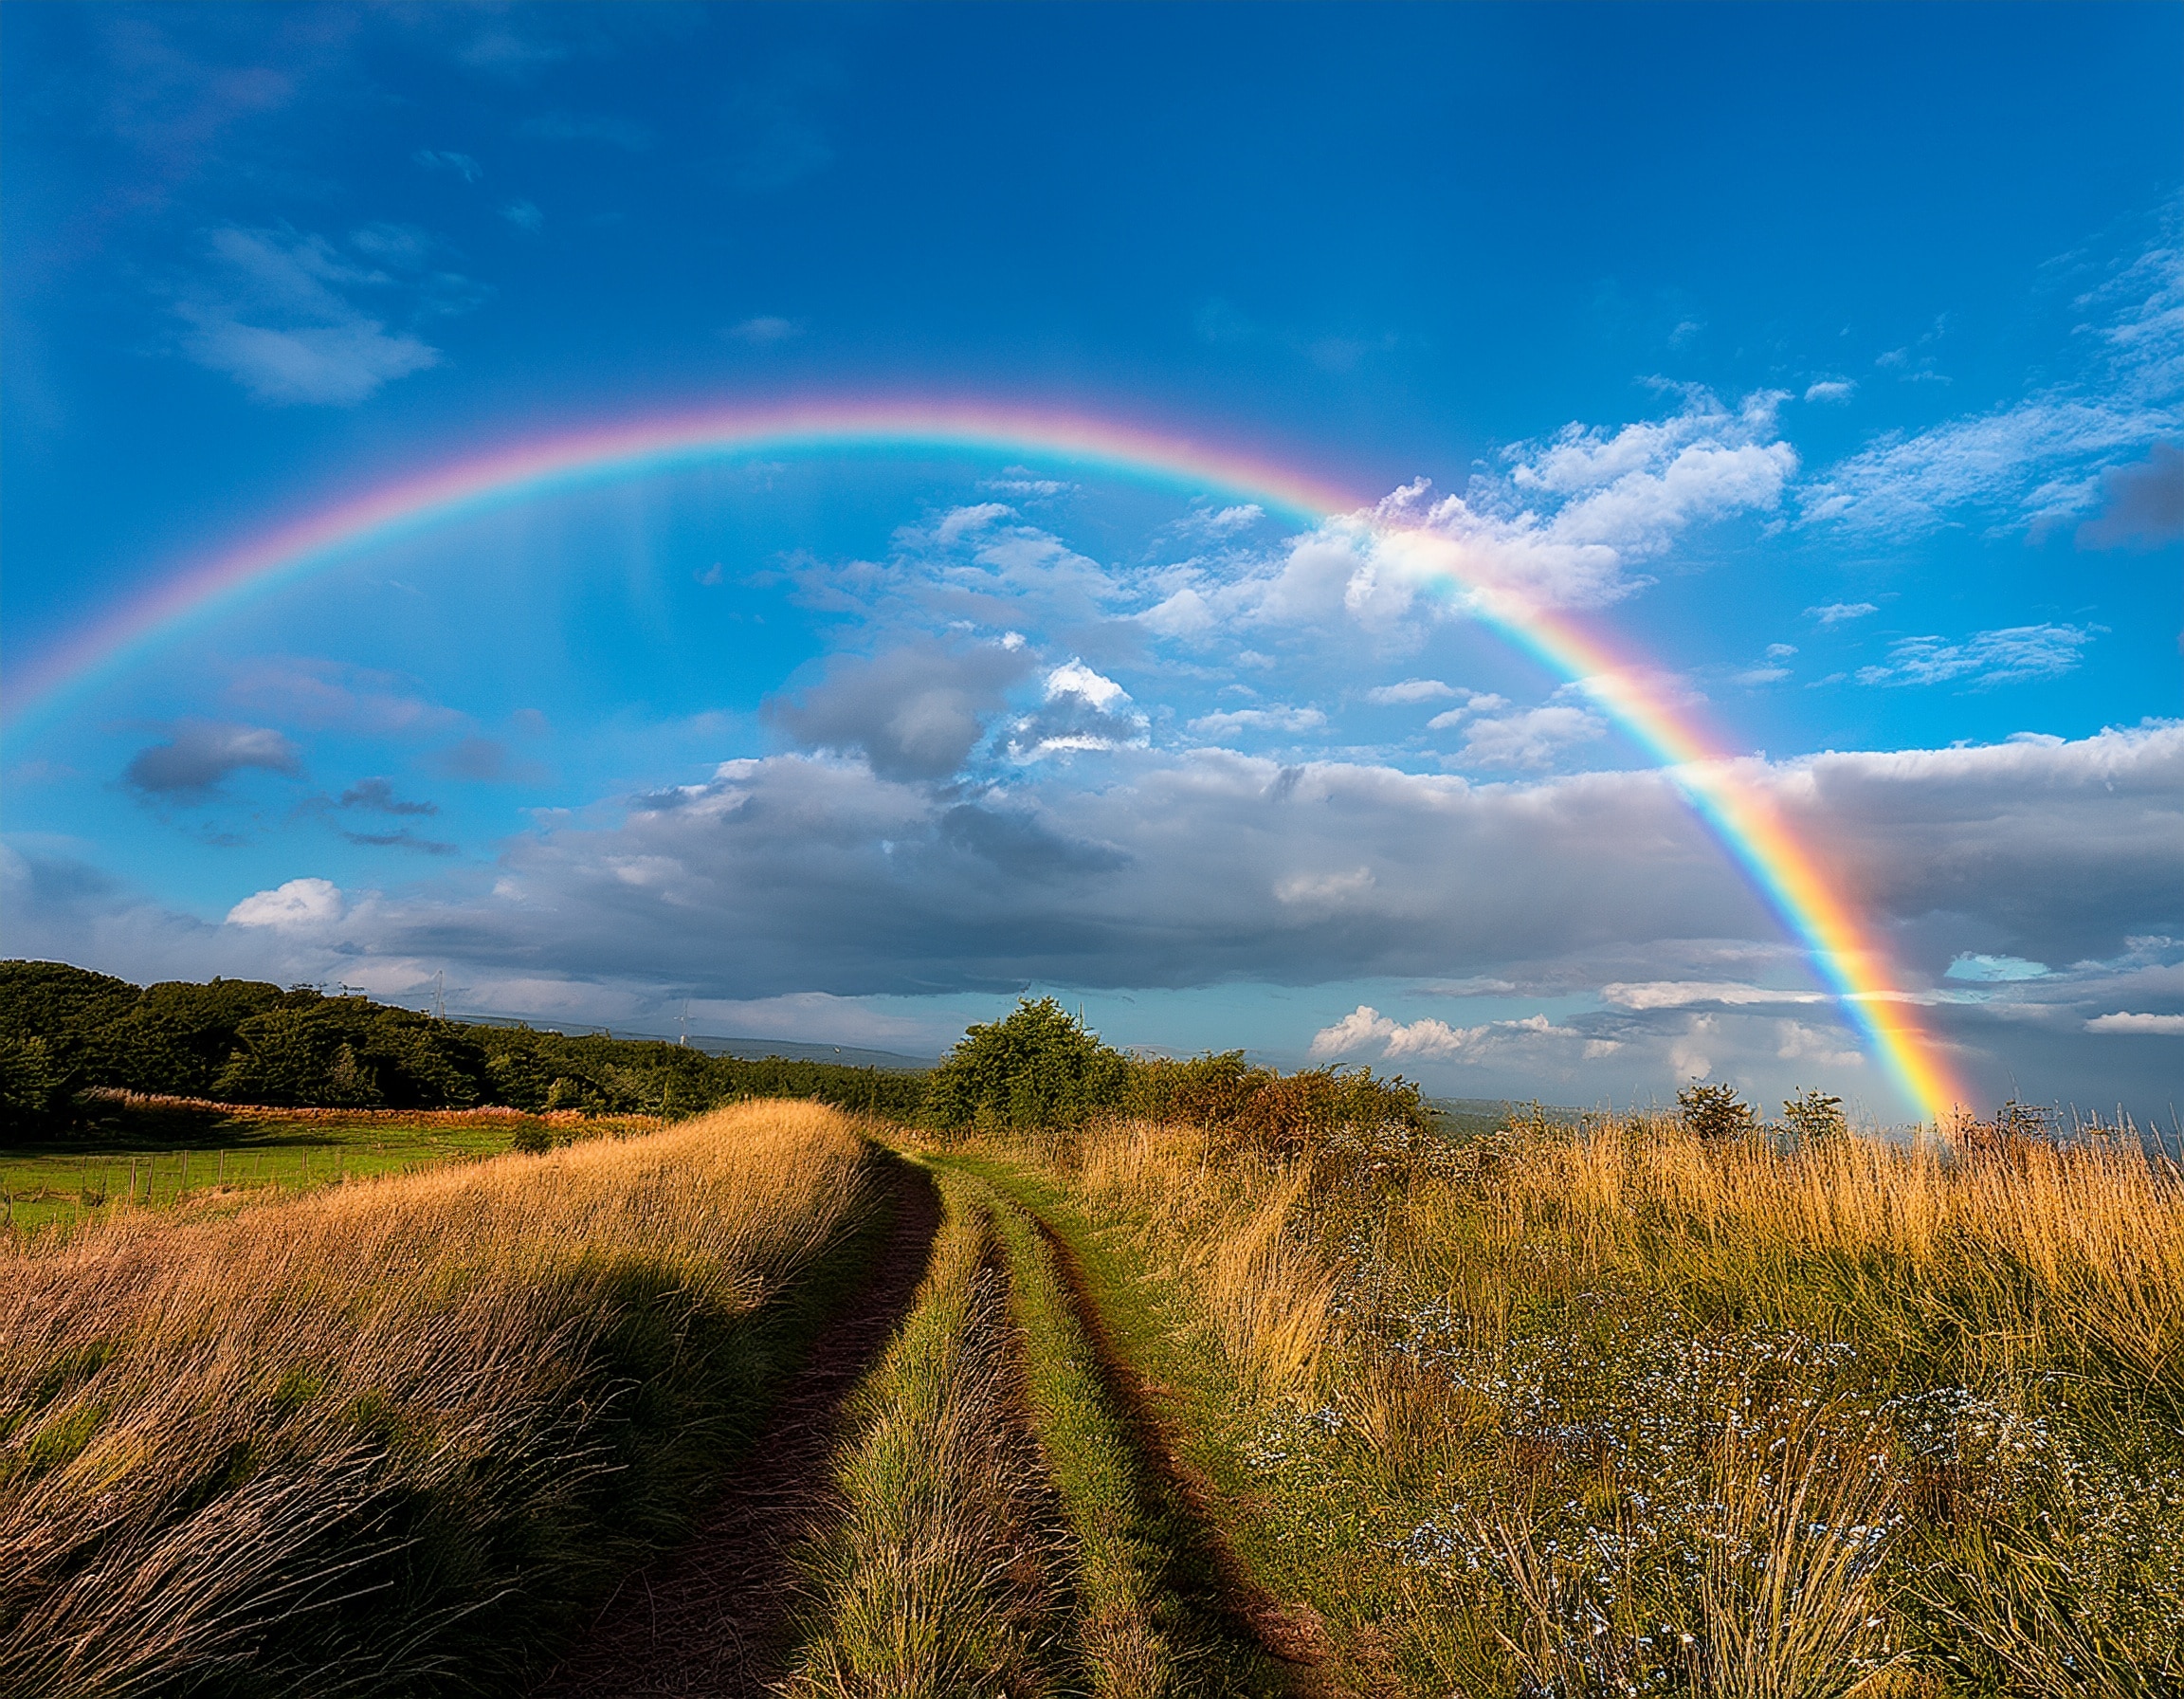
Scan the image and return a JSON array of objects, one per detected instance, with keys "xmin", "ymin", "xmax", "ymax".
[
  {"xmin": 1025, "ymin": 1111, "xmax": 2184, "ymax": 1696},
  {"xmin": 0, "ymin": 1101, "xmax": 879, "ymax": 1699}
]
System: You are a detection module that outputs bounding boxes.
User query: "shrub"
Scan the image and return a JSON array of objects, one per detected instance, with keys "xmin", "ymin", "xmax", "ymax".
[
  {"xmin": 1677, "ymin": 1081, "xmax": 1754, "ymax": 1142},
  {"xmin": 1780, "ymin": 1087, "xmax": 1847, "ymax": 1144}
]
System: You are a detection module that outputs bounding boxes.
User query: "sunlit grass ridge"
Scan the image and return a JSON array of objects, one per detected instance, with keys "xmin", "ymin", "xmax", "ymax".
[{"xmin": 0, "ymin": 1101, "xmax": 877, "ymax": 1698}]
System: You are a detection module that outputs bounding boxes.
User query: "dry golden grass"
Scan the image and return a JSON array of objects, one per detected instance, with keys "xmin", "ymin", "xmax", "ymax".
[
  {"xmin": 1022, "ymin": 1110, "xmax": 2184, "ymax": 1696},
  {"xmin": 0, "ymin": 1101, "xmax": 878, "ymax": 1699}
]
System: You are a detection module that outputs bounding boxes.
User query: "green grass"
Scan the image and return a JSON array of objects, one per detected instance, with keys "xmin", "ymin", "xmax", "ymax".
[{"xmin": 0, "ymin": 1102, "xmax": 655, "ymax": 1234}]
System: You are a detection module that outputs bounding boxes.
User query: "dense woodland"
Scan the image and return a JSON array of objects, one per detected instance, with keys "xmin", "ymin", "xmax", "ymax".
[
  {"xmin": 0, "ymin": 960, "xmax": 925, "ymax": 1129},
  {"xmin": 0, "ymin": 962, "xmax": 1429, "ymax": 1143}
]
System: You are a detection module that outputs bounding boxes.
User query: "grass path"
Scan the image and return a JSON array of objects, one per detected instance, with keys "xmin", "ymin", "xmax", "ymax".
[
  {"xmin": 769, "ymin": 1150, "xmax": 1324, "ymax": 1699},
  {"xmin": 537, "ymin": 1157, "xmax": 943, "ymax": 1697}
]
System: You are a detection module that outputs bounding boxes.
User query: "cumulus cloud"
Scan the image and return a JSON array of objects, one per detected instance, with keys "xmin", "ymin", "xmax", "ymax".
[
  {"xmin": 1132, "ymin": 390, "xmax": 1799, "ymax": 638},
  {"xmin": 1803, "ymin": 379, "xmax": 1857, "ymax": 404},
  {"xmin": 1447, "ymin": 703, "xmax": 1607, "ymax": 769},
  {"xmin": 124, "ymin": 722, "xmax": 301, "ymax": 799},
  {"xmin": 1008, "ymin": 662, "xmax": 1149, "ymax": 759},
  {"xmin": 766, "ymin": 640, "xmax": 1032, "ymax": 780},
  {"xmin": 226, "ymin": 877, "xmax": 343, "ymax": 929},
  {"xmin": 24, "ymin": 721, "xmax": 2181, "ymax": 1112},
  {"xmin": 1854, "ymin": 624, "xmax": 2098, "ymax": 688},
  {"xmin": 2086, "ymin": 1011, "xmax": 2184, "ymax": 1034},
  {"xmin": 1310, "ymin": 1004, "xmax": 1595, "ymax": 1063},
  {"xmin": 173, "ymin": 227, "xmax": 445, "ymax": 405},
  {"xmin": 1367, "ymin": 678, "xmax": 1461, "ymax": 705}
]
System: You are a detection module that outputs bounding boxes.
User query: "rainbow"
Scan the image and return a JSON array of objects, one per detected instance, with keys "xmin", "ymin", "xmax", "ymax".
[{"xmin": 1, "ymin": 398, "xmax": 1968, "ymax": 1121}]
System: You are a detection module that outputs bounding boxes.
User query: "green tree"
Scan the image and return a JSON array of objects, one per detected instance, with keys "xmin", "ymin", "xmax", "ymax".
[
  {"xmin": 923, "ymin": 997, "xmax": 1131, "ymax": 1132},
  {"xmin": 1781, "ymin": 1087, "xmax": 1847, "ymax": 1144},
  {"xmin": 1677, "ymin": 1081, "xmax": 1754, "ymax": 1142},
  {"xmin": 0, "ymin": 1035, "xmax": 77, "ymax": 1134}
]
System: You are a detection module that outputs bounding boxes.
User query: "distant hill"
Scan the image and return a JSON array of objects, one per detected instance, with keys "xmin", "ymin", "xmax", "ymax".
[
  {"xmin": 448, "ymin": 1013, "xmax": 933, "ymax": 1071},
  {"xmin": 1423, "ymin": 1095, "xmax": 1587, "ymax": 1138}
]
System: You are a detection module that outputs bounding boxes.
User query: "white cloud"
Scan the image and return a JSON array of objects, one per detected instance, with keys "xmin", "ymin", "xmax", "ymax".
[
  {"xmin": 173, "ymin": 227, "xmax": 444, "ymax": 406},
  {"xmin": 1946, "ymin": 952, "xmax": 2049, "ymax": 982},
  {"xmin": 1425, "ymin": 693, "xmax": 1509, "ymax": 731},
  {"xmin": 1138, "ymin": 390, "xmax": 1800, "ymax": 636},
  {"xmin": 1801, "ymin": 231, "xmax": 2181, "ymax": 536},
  {"xmin": 500, "ymin": 199, "xmax": 544, "ymax": 232},
  {"xmin": 1367, "ymin": 678, "xmax": 1460, "ymax": 705},
  {"xmin": 1603, "ymin": 981, "xmax": 1828, "ymax": 1009},
  {"xmin": 1449, "ymin": 703, "xmax": 1607, "ymax": 769},
  {"xmin": 1775, "ymin": 1020, "xmax": 1863, "ymax": 1067},
  {"xmin": 1855, "ymin": 624, "xmax": 2097, "ymax": 688},
  {"xmin": 1807, "ymin": 602, "xmax": 1879, "ymax": 626},
  {"xmin": 1008, "ymin": 662, "xmax": 1148, "ymax": 759},
  {"xmin": 933, "ymin": 502, "xmax": 1013, "ymax": 544},
  {"xmin": 1310, "ymin": 1004, "xmax": 1588, "ymax": 1063},
  {"xmin": 2085, "ymin": 1011, "xmax": 2184, "ymax": 1034},
  {"xmin": 227, "ymin": 878, "xmax": 344, "ymax": 930},
  {"xmin": 1187, "ymin": 705, "xmax": 1328, "ymax": 739},
  {"xmin": 1803, "ymin": 379, "xmax": 1857, "ymax": 404}
]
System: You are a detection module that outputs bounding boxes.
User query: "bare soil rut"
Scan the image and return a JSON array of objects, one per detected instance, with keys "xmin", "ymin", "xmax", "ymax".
[{"xmin": 535, "ymin": 1160, "xmax": 941, "ymax": 1699}]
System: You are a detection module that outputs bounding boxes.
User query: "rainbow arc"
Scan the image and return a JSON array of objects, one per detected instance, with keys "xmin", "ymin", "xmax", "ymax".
[{"xmin": 1, "ymin": 399, "xmax": 1969, "ymax": 1122}]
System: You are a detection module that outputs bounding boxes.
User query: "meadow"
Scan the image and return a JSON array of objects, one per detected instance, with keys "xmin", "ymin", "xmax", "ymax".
[
  {"xmin": 940, "ymin": 1107, "xmax": 2184, "ymax": 1696},
  {"xmin": 0, "ymin": 1096, "xmax": 659, "ymax": 1234},
  {"xmin": 4, "ymin": 1005, "xmax": 2175, "ymax": 1696}
]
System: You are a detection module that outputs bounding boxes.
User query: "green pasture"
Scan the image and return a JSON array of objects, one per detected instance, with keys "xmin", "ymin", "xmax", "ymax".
[{"xmin": 0, "ymin": 1104, "xmax": 623, "ymax": 1235}]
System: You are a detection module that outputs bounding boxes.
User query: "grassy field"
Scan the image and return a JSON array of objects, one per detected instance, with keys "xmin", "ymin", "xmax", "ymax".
[
  {"xmin": 943, "ymin": 1112, "xmax": 2184, "ymax": 1697},
  {"xmin": 0, "ymin": 1097, "xmax": 662, "ymax": 1234},
  {"xmin": 7, "ymin": 1094, "xmax": 2175, "ymax": 1696},
  {"xmin": 0, "ymin": 1101, "xmax": 883, "ymax": 1697}
]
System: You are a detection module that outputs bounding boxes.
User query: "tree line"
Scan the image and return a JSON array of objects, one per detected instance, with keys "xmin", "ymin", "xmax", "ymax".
[
  {"xmin": 0, "ymin": 961, "xmax": 925, "ymax": 1132},
  {"xmin": 1, "ymin": 963, "xmax": 1430, "ymax": 1148}
]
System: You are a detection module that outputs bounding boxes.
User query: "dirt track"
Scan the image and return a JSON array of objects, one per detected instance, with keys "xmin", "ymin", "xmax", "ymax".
[{"xmin": 535, "ymin": 1160, "xmax": 941, "ymax": 1699}]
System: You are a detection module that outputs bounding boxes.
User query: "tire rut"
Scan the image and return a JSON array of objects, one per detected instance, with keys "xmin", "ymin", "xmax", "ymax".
[
  {"xmin": 1023, "ymin": 1211, "xmax": 1347, "ymax": 1697},
  {"xmin": 534, "ymin": 1157, "xmax": 941, "ymax": 1699}
]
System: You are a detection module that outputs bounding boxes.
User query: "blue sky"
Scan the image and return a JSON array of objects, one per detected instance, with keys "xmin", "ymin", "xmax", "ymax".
[{"xmin": 4, "ymin": 4, "xmax": 2179, "ymax": 1120}]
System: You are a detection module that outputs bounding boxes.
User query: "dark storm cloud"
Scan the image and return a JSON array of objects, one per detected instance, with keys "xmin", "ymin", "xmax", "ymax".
[
  {"xmin": 764, "ymin": 641, "xmax": 1033, "ymax": 782},
  {"xmin": 2077, "ymin": 442, "xmax": 2184, "ymax": 549},
  {"xmin": 122, "ymin": 721, "xmax": 301, "ymax": 800}
]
